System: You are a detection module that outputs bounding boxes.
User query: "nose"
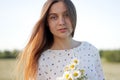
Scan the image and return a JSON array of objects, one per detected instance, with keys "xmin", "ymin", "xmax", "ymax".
[{"xmin": 58, "ymin": 16, "xmax": 65, "ymax": 26}]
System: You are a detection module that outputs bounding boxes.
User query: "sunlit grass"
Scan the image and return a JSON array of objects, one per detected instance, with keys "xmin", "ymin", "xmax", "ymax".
[
  {"xmin": 102, "ymin": 59, "xmax": 120, "ymax": 80},
  {"xmin": 0, "ymin": 59, "xmax": 16, "ymax": 80}
]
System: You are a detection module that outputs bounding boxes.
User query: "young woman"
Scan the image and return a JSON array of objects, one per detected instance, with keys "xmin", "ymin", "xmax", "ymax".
[{"xmin": 17, "ymin": 0, "xmax": 105, "ymax": 80}]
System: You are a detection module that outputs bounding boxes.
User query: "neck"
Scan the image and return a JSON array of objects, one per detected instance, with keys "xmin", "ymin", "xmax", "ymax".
[{"xmin": 51, "ymin": 37, "xmax": 74, "ymax": 50}]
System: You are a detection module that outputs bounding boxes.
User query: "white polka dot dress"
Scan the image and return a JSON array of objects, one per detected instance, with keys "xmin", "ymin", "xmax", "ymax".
[{"xmin": 37, "ymin": 41, "xmax": 105, "ymax": 80}]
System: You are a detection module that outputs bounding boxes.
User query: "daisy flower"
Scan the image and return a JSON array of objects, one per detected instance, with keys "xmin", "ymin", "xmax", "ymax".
[
  {"xmin": 72, "ymin": 70, "xmax": 81, "ymax": 79},
  {"xmin": 69, "ymin": 63, "xmax": 76, "ymax": 70},
  {"xmin": 63, "ymin": 71, "xmax": 71, "ymax": 80},
  {"xmin": 56, "ymin": 58, "xmax": 87, "ymax": 80},
  {"xmin": 64, "ymin": 65, "xmax": 70, "ymax": 71},
  {"xmin": 72, "ymin": 58, "xmax": 79, "ymax": 65}
]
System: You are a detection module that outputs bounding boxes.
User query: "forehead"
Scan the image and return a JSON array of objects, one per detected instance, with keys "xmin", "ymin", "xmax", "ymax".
[{"xmin": 49, "ymin": 1, "xmax": 67, "ymax": 14}]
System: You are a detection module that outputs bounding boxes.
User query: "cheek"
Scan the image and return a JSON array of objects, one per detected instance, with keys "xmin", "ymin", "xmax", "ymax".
[
  {"xmin": 69, "ymin": 26, "xmax": 73, "ymax": 34},
  {"xmin": 67, "ymin": 20, "xmax": 73, "ymax": 31},
  {"xmin": 48, "ymin": 23, "xmax": 56, "ymax": 33},
  {"xmin": 66, "ymin": 18, "xmax": 72, "ymax": 27}
]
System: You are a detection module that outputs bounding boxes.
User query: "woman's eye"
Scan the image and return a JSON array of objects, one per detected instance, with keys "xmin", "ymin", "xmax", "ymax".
[
  {"xmin": 50, "ymin": 16, "xmax": 57, "ymax": 20},
  {"xmin": 64, "ymin": 13, "xmax": 69, "ymax": 17}
]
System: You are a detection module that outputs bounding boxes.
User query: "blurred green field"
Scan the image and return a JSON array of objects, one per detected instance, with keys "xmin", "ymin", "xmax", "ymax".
[
  {"xmin": 0, "ymin": 59, "xmax": 120, "ymax": 80},
  {"xmin": 0, "ymin": 59, "xmax": 16, "ymax": 80}
]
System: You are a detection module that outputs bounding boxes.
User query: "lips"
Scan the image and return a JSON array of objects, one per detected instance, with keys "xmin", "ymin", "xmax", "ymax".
[{"xmin": 58, "ymin": 28, "xmax": 67, "ymax": 33}]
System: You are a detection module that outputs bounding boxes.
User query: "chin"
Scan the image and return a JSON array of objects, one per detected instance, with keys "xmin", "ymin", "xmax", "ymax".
[{"xmin": 57, "ymin": 34, "xmax": 72, "ymax": 39}]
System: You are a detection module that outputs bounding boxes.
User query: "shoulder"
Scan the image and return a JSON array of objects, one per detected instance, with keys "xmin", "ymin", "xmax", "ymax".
[
  {"xmin": 80, "ymin": 41, "xmax": 100, "ymax": 60},
  {"xmin": 80, "ymin": 41, "xmax": 99, "ymax": 53},
  {"xmin": 83, "ymin": 41, "xmax": 98, "ymax": 48}
]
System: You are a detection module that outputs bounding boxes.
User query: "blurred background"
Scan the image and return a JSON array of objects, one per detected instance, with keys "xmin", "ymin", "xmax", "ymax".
[{"xmin": 0, "ymin": 0, "xmax": 120, "ymax": 80}]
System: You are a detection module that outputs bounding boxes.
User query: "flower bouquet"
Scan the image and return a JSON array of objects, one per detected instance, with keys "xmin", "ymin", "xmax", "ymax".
[{"xmin": 56, "ymin": 58, "xmax": 88, "ymax": 80}]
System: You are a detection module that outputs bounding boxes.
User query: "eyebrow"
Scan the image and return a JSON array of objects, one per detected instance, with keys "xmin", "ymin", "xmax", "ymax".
[
  {"xmin": 48, "ymin": 13, "xmax": 57, "ymax": 16},
  {"xmin": 48, "ymin": 10, "xmax": 68, "ymax": 16}
]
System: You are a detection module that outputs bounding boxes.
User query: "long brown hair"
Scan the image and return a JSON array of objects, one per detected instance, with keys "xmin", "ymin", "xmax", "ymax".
[{"xmin": 16, "ymin": 0, "xmax": 77, "ymax": 80}]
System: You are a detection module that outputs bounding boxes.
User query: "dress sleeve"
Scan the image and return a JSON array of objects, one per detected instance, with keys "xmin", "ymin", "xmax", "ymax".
[{"xmin": 94, "ymin": 48, "xmax": 105, "ymax": 80}]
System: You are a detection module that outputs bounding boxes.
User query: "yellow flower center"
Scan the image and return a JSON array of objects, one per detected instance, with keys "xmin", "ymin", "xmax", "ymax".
[
  {"xmin": 70, "ymin": 64, "xmax": 75, "ymax": 69},
  {"xmin": 74, "ymin": 60, "xmax": 78, "ymax": 64},
  {"xmin": 65, "ymin": 74, "xmax": 69, "ymax": 79},
  {"xmin": 73, "ymin": 72, "xmax": 78, "ymax": 77}
]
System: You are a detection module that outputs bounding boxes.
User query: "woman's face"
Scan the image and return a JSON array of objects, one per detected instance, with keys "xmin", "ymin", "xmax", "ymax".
[{"xmin": 47, "ymin": 1, "xmax": 73, "ymax": 39}]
